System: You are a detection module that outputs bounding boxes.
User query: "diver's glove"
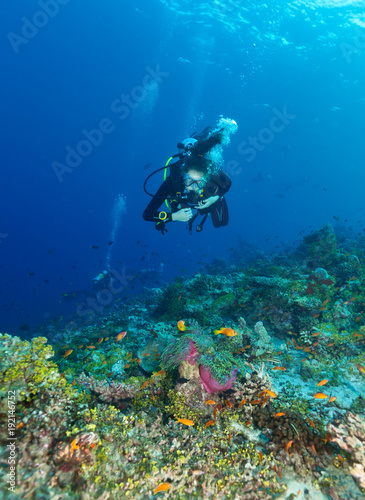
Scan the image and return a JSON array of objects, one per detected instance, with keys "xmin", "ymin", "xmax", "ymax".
[{"xmin": 155, "ymin": 221, "xmax": 168, "ymax": 235}]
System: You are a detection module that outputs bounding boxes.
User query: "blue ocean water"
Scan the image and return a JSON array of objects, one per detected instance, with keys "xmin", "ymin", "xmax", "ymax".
[{"xmin": 1, "ymin": 0, "xmax": 365, "ymax": 336}]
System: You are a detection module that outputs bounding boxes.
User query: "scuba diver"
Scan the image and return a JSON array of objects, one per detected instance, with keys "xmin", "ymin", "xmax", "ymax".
[{"xmin": 143, "ymin": 117, "xmax": 238, "ymax": 234}]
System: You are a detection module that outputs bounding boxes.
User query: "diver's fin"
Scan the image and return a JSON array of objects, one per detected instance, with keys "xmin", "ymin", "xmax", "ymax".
[{"xmin": 211, "ymin": 197, "xmax": 229, "ymax": 228}]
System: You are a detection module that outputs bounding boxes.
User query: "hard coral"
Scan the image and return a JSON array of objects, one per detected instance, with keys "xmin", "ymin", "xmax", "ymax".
[
  {"xmin": 327, "ymin": 412, "xmax": 365, "ymax": 491},
  {"xmin": 78, "ymin": 373, "xmax": 139, "ymax": 403}
]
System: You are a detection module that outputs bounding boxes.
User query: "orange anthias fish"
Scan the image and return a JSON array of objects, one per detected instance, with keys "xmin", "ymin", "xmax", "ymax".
[
  {"xmin": 214, "ymin": 327, "xmax": 237, "ymax": 337},
  {"xmin": 155, "ymin": 370, "xmax": 166, "ymax": 376},
  {"xmin": 176, "ymin": 418, "xmax": 194, "ymax": 426},
  {"xmin": 141, "ymin": 380, "xmax": 149, "ymax": 389},
  {"xmin": 225, "ymin": 400, "xmax": 233, "ymax": 408},
  {"xmin": 272, "ymin": 366, "xmax": 286, "ymax": 371},
  {"xmin": 286, "ymin": 440, "xmax": 293, "ymax": 453},
  {"xmin": 205, "ymin": 400, "xmax": 216, "ymax": 405},
  {"xmin": 116, "ymin": 331, "xmax": 127, "ymax": 342},
  {"xmin": 177, "ymin": 320, "xmax": 186, "ymax": 331},
  {"xmin": 71, "ymin": 439, "xmax": 79, "ymax": 450},
  {"xmin": 204, "ymin": 420, "xmax": 215, "ymax": 429},
  {"xmin": 313, "ymin": 392, "xmax": 328, "ymax": 399},
  {"xmin": 328, "ymin": 396, "xmax": 337, "ymax": 403},
  {"xmin": 356, "ymin": 364, "xmax": 365, "ymax": 375},
  {"xmin": 264, "ymin": 390, "xmax": 277, "ymax": 398},
  {"xmin": 63, "ymin": 349, "xmax": 73, "ymax": 358},
  {"xmin": 153, "ymin": 483, "xmax": 171, "ymax": 494},
  {"xmin": 274, "ymin": 412, "xmax": 285, "ymax": 418},
  {"xmin": 317, "ymin": 380, "xmax": 328, "ymax": 387}
]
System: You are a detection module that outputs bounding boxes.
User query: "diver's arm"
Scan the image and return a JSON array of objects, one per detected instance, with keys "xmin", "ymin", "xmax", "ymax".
[{"xmin": 143, "ymin": 180, "xmax": 173, "ymax": 223}]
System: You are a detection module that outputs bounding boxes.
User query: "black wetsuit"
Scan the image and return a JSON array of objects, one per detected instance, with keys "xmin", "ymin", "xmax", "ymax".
[{"xmin": 143, "ymin": 159, "xmax": 232, "ymax": 231}]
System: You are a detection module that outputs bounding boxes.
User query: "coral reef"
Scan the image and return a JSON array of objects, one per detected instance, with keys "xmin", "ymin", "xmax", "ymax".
[{"xmin": 2, "ymin": 224, "xmax": 365, "ymax": 498}]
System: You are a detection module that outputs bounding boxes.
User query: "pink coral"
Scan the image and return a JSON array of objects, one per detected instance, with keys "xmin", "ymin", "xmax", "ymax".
[
  {"xmin": 199, "ymin": 365, "xmax": 238, "ymax": 394},
  {"xmin": 186, "ymin": 340, "xmax": 199, "ymax": 365}
]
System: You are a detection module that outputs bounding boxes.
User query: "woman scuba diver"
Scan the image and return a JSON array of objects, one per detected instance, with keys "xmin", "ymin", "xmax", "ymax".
[{"xmin": 143, "ymin": 117, "xmax": 238, "ymax": 234}]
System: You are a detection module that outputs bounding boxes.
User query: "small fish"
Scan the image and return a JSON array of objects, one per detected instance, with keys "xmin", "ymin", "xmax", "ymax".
[
  {"xmin": 313, "ymin": 392, "xmax": 328, "ymax": 399},
  {"xmin": 328, "ymin": 396, "xmax": 337, "ymax": 403},
  {"xmin": 108, "ymin": 240, "xmax": 114, "ymax": 245},
  {"xmin": 153, "ymin": 483, "xmax": 171, "ymax": 494},
  {"xmin": 317, "ymin": 380, "xmax": 328, "ymax": 387},
  {"xmin": 311, "ymin": 444, "xmax": 317, "ymax": 454},
  {"xmin": 176, "ymin": 418, "xmax": 194, "ymax": 426},
  {"xmin": 312, "ymin": 313, "xmax": 320, "ymax": 318},
  {"xmin": 155, "ymin": 370, "xmax": 166, "ymax": 376},
  {"xmin": 72, "ymin": 380, "xmax": 76, "ymax": 387},
  {"xmin": 327, "ymin": 343, "xmax": 335, "ymax": 346},
  {"xmin": 264, "ymin": 390, "xmax": 277, "ymax": 398},
  {"xmin": 286, "ymin": 440, "xmax": 293, "ymax": 453},
  {"xmin": 124, "ymin": 364, "xmax": 130, "ymax": 368},
  {"xmin": 355, "ymin": 315, "xmax": 363, "ymax": 322},
  {"xmin": 143, "ymin": 353, "xmax": 151, "ymax": 357},
  {"xmin": 303, "ymin": 347, "xmax": 312, "ymax": 352},
  {"xmin": 225, "ymin": 400, "xmax": 233, "ymax": 408},
  {"xmin": 239, "ymin": 399, "xmax": 246, "ymax": 407},
  {"xmin": 322, "ymin": 299, "xmax": 330, "ymax": 306},
  {"xmin": 16, "ymin": 422, "xmax": 24, "ymax": 429},
  {"xmin": 205, "ymin": 400, "xmax": 216, "ymax": 405},
  {"xmin": 90, "ymin": 245, "xmax": 99, "ymax": 249},
  {"xmin": 204, "ymin": 420, "xmax": 215, "ymax": 429},
  {"xmin": 259, "ymin": 451, "xmax": 263, "ymax": 463},
  {"xmin": 311, "ymin": 332, "xmax": 322, "ymax": 337},
  {"xmin": 177, "ymin": 320, "xmax": 186, "ymax": 331},
  {"xmin": 90, "ymin": 443, "xmax": 96, "ymax": 449},
  {"xmin": 102, "ymin": 361, "xmax": 107, "ymax": 365},
  {"xmin": 337, "ymin": 453, "xmax": 344, "ymax": 465},
  {"xmin": 97, "ymin": 337, "xmax": 103, "ymax": 344},
  {"xmin": 214, "ymin": 327, "xmax": 237, "ymax": 337},
  {"xmin": 71, "ymin": 439, "xmax": 79, "ymax": 450},
  {"xmin": 261, "ymin": 395, "xmax": 269, "ymax": 408},
  {"xmin": 141, "ymin": 380, "xmax": 149, "ymax": 389},
  {"xmin": 272, "ymin": 366, "xmax": 286, "ymax": 371},
  {"xmin": 176, "ymin": 377, "xmax": 190, "ymax": 384},
  {"xmin": 274, "ymin": 412, "xmax": 285, "ymax": 418},
  {"xmin": 228, "ymin": 433, "xmax": 231, "ymax": 444},
  {"xmin": 87, "ymin": 345, "xmax": 96, "ymax": 349},
  {"xmin": 116, "ymin": 331, "xmax": 127, "ymax": 342},
  {"xmin": 356, "ymin": 364, "xmax": 365, "ymax": 375},
  {"xmin": 245, "ymin": 421, "xmax": 251, "ymax": 426},
  {"xmin": 251, "ymin": 400, "xmax": 261, "ymax": 405},
  {"xmin": 78, "ymin": 345, "xmax": 83, "ymax": 349},
  {"xmin": 106, "ymin": 372, "xmax": 114, "ymax": 377},
  {"xmin": 63, "ymin": 349, "xmax": 73, "ymax": 358},
  {"xmin": 307, "ymin": 419, "xmax": 316, "ymax": 428}
]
